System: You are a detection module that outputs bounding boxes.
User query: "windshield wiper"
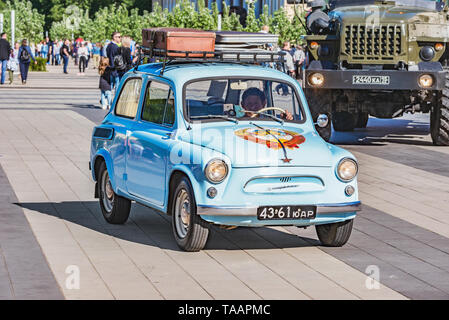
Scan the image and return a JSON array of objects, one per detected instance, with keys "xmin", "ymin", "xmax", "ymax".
[
  {"xmin": 190, "ymin": 115, "xmax": 239, "ymax": 124},
  {"xmin": 257, "ymin": 112, "xmax": 284, "ymax": 125}
]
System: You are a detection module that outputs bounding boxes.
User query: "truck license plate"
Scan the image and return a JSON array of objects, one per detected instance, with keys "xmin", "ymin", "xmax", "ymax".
[
  {"xmin": 257, "ymin": 206, "xmax": 316, "ymax": 220},
  {"xmin": 352, "ymin": 75, "xmax": 390, "ymax": 85}
]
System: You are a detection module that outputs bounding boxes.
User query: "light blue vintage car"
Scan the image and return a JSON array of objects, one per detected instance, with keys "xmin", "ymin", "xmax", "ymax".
[{"xmin": 90, "ymin": 61, "xmax": 361, "ymax": 251}]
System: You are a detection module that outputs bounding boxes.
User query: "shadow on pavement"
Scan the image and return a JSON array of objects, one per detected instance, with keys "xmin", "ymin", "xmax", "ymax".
[
  {"xmin": 16, "ymin": 201, "xmax": 318, "ymax": 251},
  {"xmin": 331, "ymin": 116, "xmax": 432, "ymax": 146}
]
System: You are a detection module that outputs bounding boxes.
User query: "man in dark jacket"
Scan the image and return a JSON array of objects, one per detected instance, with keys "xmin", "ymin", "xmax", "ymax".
[
  {"xmin": 106, "ymin": 32, "xmax": 121, "ymax": 91},
  {"xmin": 0, "ymin": 33, "xmax": 12, "ymax": 85}
]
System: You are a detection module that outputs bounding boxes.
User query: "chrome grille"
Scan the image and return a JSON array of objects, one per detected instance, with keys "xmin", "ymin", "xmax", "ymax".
[{"xmin": 343, "ymin": 24, "xmax": 404, "ymax": 61}]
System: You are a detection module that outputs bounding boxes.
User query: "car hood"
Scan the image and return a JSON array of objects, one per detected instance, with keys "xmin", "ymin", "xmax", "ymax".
[
  {"xmin": 177, "ymin": 123, "xmax": 333, "ymax": 167},
  {"xmin": 332, "ymin": 4, "xmax": 440, "ymax": 24}
]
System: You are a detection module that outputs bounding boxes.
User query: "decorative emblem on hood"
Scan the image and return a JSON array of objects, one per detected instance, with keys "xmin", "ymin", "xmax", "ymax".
[{"xmin": 234, "ymin": 128, "xmax": 306, "ymax": 150}]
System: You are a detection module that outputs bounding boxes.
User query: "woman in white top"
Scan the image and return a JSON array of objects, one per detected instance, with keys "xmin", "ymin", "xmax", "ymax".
[
  {"xmin": 78, "ymin": 42, "xmax": 89, "ymax": 75},
  {"xmin": 7, "ymin": 42, "xmax": 19, "ymax": 84}
]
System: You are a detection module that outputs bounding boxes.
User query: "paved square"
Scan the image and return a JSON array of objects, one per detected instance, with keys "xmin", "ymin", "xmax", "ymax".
[{"xmin": 0, "ymin": 66, "xmax": 448, "ymax": 299}]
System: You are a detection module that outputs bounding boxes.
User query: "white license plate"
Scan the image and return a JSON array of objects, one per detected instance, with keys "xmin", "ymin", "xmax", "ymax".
[
  {"xmin": 352, "ymin": 75, "xmax": 390, "ymax": 85},
  {"xmin": 257, "ymin": 206, "xmax": 316, "ymax": 220}
]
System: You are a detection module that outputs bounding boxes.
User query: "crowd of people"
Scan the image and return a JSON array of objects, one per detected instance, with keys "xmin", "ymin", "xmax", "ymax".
[
  {"xmin": 0, "ymin": 31, "xmax": 139, "ymax": 109},
  {"xmin": 1, "ymin": 27, "xmax": 306, "ymax": 110},
  {"xmin": 0, "ymin": 32, "xmax": 37, "ymax": 85}
]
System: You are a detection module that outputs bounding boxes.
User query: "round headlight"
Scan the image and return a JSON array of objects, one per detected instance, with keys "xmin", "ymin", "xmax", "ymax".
[
  {"xmin": 205, "ymin": 159, "xmax": 228, "ymax": 183},
  {"xmin": 337, "ymin": 158, "xmax": 358, "ymax": 182},
  {"xmin": 419, "ymin": 46, "xmax": 435, "ymax": 62},
  {"xmin": 418, "ymin": 74, "xmax": 433, "ymax": 88},
  {"xmin": 310, "ymin": 41, "xmax": 319, "ymax": 50},
  {"xmin": 435, "ymin": 43, "xmax": 444, "ymax": 51},
  {"xmin": 308, "ymin": 72, "xmax": 324, "ymax": 87}
]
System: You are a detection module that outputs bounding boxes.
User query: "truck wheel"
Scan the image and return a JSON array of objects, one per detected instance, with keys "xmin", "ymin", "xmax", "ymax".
[
  {"xmin": 354, "ymin": 112, "xmax": 369, "ymax": 128},
  {"xmin": 315, "ymin": 113, "xmax": 332, "ymax": 142},
  {"xmin": 98, "ymin": 162, "xmax": 131, "ymax": 224},
  {"xmin": 171, "ymin": 176, "xmax": 209, "ymax": 252},
  {"xmin": 315, "ymin": 219, "xmax": 354, "ymax": 247},
  {"xmin": 431, "ymin": 78, "xmax": 449, "ymax": 145},
  {"xmin": 332, "ymin": 111, "xmax": 355, "ymax": 132}
]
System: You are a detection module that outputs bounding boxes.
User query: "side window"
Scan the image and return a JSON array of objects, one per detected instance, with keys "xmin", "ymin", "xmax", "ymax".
[
  {"xmin": 115, "ymin": 78, "xmax": 142, "ymax": 118},
  {"xmin": 142, "ymin": 81, "xmax": 175, "ymax": 126}
]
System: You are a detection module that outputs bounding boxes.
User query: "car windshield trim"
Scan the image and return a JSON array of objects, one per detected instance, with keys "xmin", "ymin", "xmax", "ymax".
[
  {"xmin": 182, "ymin": 76, "xmax": 307, "ymax": 125},
  {"xmin": 190, "ymin": 115, "xmax": 239, "ymax": 123}
]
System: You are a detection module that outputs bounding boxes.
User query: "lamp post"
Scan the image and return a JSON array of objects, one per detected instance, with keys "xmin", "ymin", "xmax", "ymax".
[
  {"xmin": 11, "ymin": 10, "xmax": 15, "ymax": 45},
  {"xmin": 0, "ymin": 13, "xmax": 3, "ymax": 34}
]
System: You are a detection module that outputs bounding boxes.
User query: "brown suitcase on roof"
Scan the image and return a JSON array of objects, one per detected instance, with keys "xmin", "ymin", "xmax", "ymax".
[{"xmin": 142, "ymin": 28, "xmax": 216, "ymax": 57}]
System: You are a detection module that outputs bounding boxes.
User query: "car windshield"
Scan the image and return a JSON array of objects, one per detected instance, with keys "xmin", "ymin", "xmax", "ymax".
[
  {"xmin": 184, "ymin": 78, "xmax": 305, "ymax": 123},
  {"xmin": 330, "ymin": 0, "xmax": 443, "ymax": 11}
]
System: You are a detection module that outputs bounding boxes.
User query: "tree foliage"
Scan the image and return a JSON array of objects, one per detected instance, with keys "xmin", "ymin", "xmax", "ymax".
[
  {"xmin": 3, "ymin": 0, "xmax": 306, "ymax": 45},
  {"xmin": 1, "ymin": 0, "xmax": 45, "ymax": 43}
]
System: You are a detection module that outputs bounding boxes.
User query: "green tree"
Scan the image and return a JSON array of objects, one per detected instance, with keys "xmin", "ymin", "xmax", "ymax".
[{"xmin": 1, "ymin": 0, "xmax": 45, "ymax": 43}]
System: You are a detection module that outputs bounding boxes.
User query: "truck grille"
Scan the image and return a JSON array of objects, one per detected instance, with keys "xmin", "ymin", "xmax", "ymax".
[{"xmin": 343, "ymin": 24, "xmax": 404, "ymax": 61}]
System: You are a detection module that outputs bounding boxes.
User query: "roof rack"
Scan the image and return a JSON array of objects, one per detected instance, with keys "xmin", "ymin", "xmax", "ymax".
[{"xmin": 134, "ymin": 46, "xmax": 286, "ymax": 75}]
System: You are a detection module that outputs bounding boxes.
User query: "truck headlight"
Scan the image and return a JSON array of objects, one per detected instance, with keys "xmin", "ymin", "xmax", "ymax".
[
  {"xmin": 308, "ymin": 72, "xmax": 324, "ymax": 87},
  {"xmin": 419, "ymin": 46, "xmax": 435, "ymax": 61},
  {"xmin": 418, "ymin": 74, "xmax": 433, "ymax": 88},
  {"xmin": 205, "ymin": 159, "xmax": 228, "ymax": 183},
  {"xmin": 337, "ymin": 158, "xmax": 358, "ymax": 182}
]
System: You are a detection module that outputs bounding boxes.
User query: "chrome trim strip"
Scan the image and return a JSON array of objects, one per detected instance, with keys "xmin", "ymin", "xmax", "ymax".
[
  {"xmin": 197, "ymin": 202, "xmax": 362, "ymax": 216},
  {"xmin": 243, "ymin": 175, "xmax": 325, "ymax": 189}
]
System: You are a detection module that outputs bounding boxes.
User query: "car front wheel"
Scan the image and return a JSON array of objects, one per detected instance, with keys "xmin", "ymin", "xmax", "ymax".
[
  {"xmin": 98, "ymin": 162, "xmax": 131, "ymax": 224},
  {"xmin": 171, "ymin": 177, "xmax": 209, "ymax": 252},
  {"xmin": 315, "ymin": 219, "xmax": 354, "ymax": 247}
]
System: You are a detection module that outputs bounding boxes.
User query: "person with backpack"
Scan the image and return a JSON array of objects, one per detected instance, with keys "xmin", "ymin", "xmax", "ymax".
[
  {"xmin": 117, "ymin": 36, "xmax": 133, "ymax": 80},
  {"xmin": 18, "ymin": 39, "xmax": 36, "ymax": 85},
  {"xmin": 106, "ymin": 32, "xmax": 122, "ymax": 91},
  {"xmin": 0, "ymin": 32, "xmax": 11, "ymax": 85}
]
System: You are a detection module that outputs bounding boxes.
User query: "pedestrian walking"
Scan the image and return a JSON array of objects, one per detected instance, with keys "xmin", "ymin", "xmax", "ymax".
[
  {"xmin": 18, "ymin": 39, "xmax": 36, "ymax": 84},
  {"xmin": 0, "ymin": 32, "xmax": 12, "ymax": 85},
  {"xmin": 47, "ymin": 38, "xmax": 54, "ymax": 65},
  {"xmin": 92, "ymin": 42, "xmax": 101, "ymax": 69},
  {"xmin": 280, "ymin": 41, "xmax": 295, "ymax": 78},
  {"xmin": 106, "ymin": 32, "xmax": 122, "ymax": 91},
  {"xmin": 61, "ymin": 39, "xmax": 70, "ymax": 74},
  {"xmin": 78, "ymin": 42, "xmax": 89, "ymax": 76},
  {"xmin": 292, "ymin": 44, "xmax": 305, "ymax": 80},
  {"xmin": 6, "ymin": 42, "xmax": 19, "ymax": 84},
  {"xmin": 55, "ymin": 39, "xmax": 62, "ymax": 66},
  {"xmin": 118, "ymin": 36, "xmax": 133, "ymax": 80},
  {"xmin": 99, "ymin": 57, "xmax": 113, "ymax": 110}
]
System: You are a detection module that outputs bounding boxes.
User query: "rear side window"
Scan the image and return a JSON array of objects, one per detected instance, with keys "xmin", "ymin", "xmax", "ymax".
[
  {"xmin": 142, "ymin": 81, "xmax": 175, "ymax": 126},
  {"xmin": 115, "ymin": 78, "xmax": 142, "ymax": 118}
]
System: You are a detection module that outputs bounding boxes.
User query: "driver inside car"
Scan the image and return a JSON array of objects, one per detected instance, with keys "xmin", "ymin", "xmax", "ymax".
[{"xmin": 237, "ymin": 87, "xmax": 293, "ymax": 120}]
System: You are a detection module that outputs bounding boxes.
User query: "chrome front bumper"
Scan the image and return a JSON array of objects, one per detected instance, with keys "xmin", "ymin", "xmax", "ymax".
[{"xmin": 197, "ymin": 201, "xmax": 362, "ymax": 216}]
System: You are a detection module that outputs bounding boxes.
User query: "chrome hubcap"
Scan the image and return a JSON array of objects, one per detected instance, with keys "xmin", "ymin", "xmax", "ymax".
[
  {"xmin": 101, "ymin": 170, "xmax": 114, "ymax": 213},
  {"xmin": 175, "ymin": 189, "xmax": 190, "ymax": 239}
]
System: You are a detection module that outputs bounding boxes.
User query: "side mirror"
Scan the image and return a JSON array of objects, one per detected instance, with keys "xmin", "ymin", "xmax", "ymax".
[{"xmin": 315, "ymin": 114, "xmax": 329, "ymax": 128}]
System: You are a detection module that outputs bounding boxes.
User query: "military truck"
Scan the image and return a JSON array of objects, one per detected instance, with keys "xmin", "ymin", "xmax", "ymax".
[{"xmin": 302, "ymin": 0, "xmax": 449, "ymax": 145}]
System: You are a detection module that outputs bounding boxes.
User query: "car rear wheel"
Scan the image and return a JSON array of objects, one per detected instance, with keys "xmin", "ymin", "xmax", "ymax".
[
  {"xmin": 171, "ymin": 176, "xmax": 209, "ymax": 252},
  {"xmin": 98, "ymin": 162, "xmax": 131, "ymax": 224},
  {"xmin": 315, "ymin": 219, "xmax": 354, "ymax": 247}
]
